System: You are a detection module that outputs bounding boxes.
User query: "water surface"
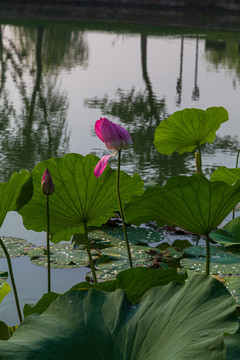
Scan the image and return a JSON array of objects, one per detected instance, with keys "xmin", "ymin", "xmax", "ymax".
[{"xmin": 0, "ymin": 20, "xmax": 239, "ymax": 184}]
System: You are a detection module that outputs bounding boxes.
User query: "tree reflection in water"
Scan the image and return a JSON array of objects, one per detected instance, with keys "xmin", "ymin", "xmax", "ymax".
[{"xmin": 0, "ymin": 23, "xmax": 89, "ymax": 181}]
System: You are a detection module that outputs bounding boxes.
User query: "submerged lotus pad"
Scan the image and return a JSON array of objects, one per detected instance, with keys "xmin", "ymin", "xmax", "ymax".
[
  {"xmin": 181, "ymin": 246, "xmax": 240, "ymax": 275},
  {"xmin": 0, "ymin": 275, "xmax": 237, "ymax": 359},
  {"xmin": 0, "ymin": 237, "xmax": 35, "ymax": 258},
  {"xmin": 26, "ymin": 243, "xmax": 99, "ymax": 269}
]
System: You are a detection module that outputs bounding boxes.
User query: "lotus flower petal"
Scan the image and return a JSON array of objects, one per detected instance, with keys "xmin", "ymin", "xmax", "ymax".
[
  {"xmin": 94, "ymin": 154, "xmax": 115, "ymax": 177},
  {"xmin": 95, "ymin": 119, "xmax": 104, "ymax": 142}
]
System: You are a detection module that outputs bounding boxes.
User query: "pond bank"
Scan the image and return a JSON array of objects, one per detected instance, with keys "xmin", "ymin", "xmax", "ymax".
[
  {"xmin": 0, "ymin": 2, "xmax": 240, "ymax": 32},
  {"xmin": 2, "ymin": 0, "xmax": 240, "ymax": 11}
]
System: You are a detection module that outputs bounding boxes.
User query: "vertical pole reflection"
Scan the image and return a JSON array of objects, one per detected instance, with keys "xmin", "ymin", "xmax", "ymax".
[
  {"xmin": 140, "ymin": 34, "xmax": 156, "ymax": 124},
  {"xmin": 192, "ymin": 35, "xmax": 200, "ymax": 101},
  {"xmin": 176, "ymin": 36, "xmax": 184, "ymax": 107}
]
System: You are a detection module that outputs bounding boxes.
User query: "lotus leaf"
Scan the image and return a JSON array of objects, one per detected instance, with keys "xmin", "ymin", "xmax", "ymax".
[
  {"xmin": 0, "ymin": 170, "xmax": 32, "ymax": 227},
  {"xmin": 24, "ymin": 292, "xmax": 59, "ymax": 317},
  {"xmin": 224, "ymin": 276, "xmax": 240, "ymax": 305},
  {"xmin": 210, "ymin": 166, "xmax": 240, "ymax": 185},
  {"xmin": 124, "ymin": 174, "xmax": 240, "ymax": 235},
  {"xmin": 0, "ymin": 275, "xmax": 238, "ymax": 359},
  {"xmin": 154, "ymin": 107, "xmax": 228, "ymax": 155},
  {"xmin": 102, "ymin": 226, "xmax": 164, "ymax": 245},
  {"xmin": 26, "ymin": 243, "xmax": 99, "ymax": 268},
  {"xmin": 0, "ymin": 321, "xmax": 17, "ymax": 340},
  {"xmin": 24, "ymin": 267, "xmax": 187, "ymax": 316},
  {"xmin": 210, "ymin": 217, "xmax": 240, "ymax": 246},
  {"xmin": 181, "ymin": 246, "xmax": 240, "ymax": 275},
  {"xmin": 0, "ymin": 237, "xmax": 35, "ymax": 258},
  {"xmin": 19, "ymin": 153, "xmax": 144, "ymax": 243}
]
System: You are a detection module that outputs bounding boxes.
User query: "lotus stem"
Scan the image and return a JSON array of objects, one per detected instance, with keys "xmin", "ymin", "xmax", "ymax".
[
  {"xmin": 0, "ymin": 238, "xmax": 22, "ymax": 324},
  {"xmin": 205, "ymin": 234, "xmax": 210, "ymax": 276},
  {"xmin": 197, "ymin": 144, "xmax": 202, "ymax": 174},
  {"xmin": 236, "ymin": 149, "xmax": 240, "ymax": 168},
  {"xmin": 233, "ymin": 149, "xmax": 240, "ymax": 219},
  {"xmin": 195, "ymin": 152, "xmax": 201, "ymax": 174},
  {"xmin": 116, "ymin": 150, "xmax": 133, "ymax": 268},
  {"xmin": 46, "ymin": 194, "xmax": 51, "ymax": 293},
  {"xmin": 83, "ymin": 223, "xmax": 98, "ymax": 283}
]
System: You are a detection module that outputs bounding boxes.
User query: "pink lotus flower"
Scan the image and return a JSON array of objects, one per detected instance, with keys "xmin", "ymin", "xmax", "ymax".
[
  {"xmin": 41, "ymin": 168, "xmax": 55, "ymax": 195},
  {"xmin": 94, "ymin": 118, "xmax": 132, "ymax": 177}
]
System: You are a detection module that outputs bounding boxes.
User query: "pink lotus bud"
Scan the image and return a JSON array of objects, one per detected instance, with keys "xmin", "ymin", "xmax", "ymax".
[
  {"xmin": 41, "ymin": 169, "xmax": 55, "ymax": 195},
  {"xmin": 95, "ymin": 118, "xmax": 132, "ymax": 151}
]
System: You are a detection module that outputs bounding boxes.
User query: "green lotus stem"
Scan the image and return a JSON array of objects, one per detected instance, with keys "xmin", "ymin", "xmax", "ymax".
[
  {"xmin": 197, "ymin": 144, "xmax": 202, "ymax": 174},
  {"xmin": 117, "ymin": 150, "xmax": 133, "ymax": 268},
  {"xmin": 195, "ymin": 152, "xmax": 201, "ymax": 174},
  {"xmin": 46, "ymin": 194, "xmax": 51, "ymax": 293},
  {"xmin": 83, "ymin": 223, "xmax": 98, "ymax": 283},
  {"xmin": 0, "ymin": 238, "xmax": 22, "ymax": 324},
  {"xmin": 233, "ymin": 149, "xmax": 240, "ymax": 219},
  {"xmin": 205, "ymin": 234, "xmax": 210, "ymax": 276},
  {"xmin": 236, "ymin": 149, "xmax": 240, "ymax": 168}
]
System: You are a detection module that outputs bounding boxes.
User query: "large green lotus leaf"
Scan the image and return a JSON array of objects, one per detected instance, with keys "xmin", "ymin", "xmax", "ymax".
[
  {"xmin": 23, "ymin": 292, "xmax": 59, "ymax": 318},
  {"xmin": 125, "ymin": 174, "xmax": 240, "ymax": 235},
  {"xmin": 0, "ymin": 170, "xmax": 32, "ymax": 227},
  {"xmin": 24, "ymin": 267, "xmax": 187, "ymax": 317},
  {"xmin": 19, "ymin": 153, "xmax": 144, "ymax": 243},
  {"xmin": 224, "ymin": 276, "xmax": 240, "ymax": 305},
  {"xmin": 210, "ymin": 166, "xmax": 240, "ymax": 185},
  {"xmin": 72, "ymin": 267, "xmax": 187, "ymax": 303},
  {"xmin": 0, "ymin": 275, "xmax": 238, "ymax": 360},
  {"xmin": 154, "ymin": 107, "xmax": 228, "ymax": 155},
  {"xmin": 0, "ymin": 237, "xmax": 35, "ymax": 258},
  {"xmin": 210, "ymin": 217, "xmax": 240, "ymax": 246},
  {"xmin": 181, "ymin": 246, "xmax": 240, "ymax": 275},
  {"xmin": 225, "ymin": 321, "xmax": 240, "ymax": 360}
]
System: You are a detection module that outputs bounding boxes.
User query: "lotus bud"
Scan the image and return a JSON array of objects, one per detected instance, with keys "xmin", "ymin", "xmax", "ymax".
[
  {"xmin": 41, "ymin": 169, "xmax": 55, "ymax": 195},
  {"xmin": 95, "ymin": 117, "xmax": 132, "ymax": 151}
]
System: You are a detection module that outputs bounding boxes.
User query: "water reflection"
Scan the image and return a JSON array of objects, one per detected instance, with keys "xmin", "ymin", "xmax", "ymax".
[
  {"xmin": 0, "ymin": 20, "xmax": 239, "ymax": 183},
  {"xmin": 0, "ymin": 23, "xmax": 89, "ymax": 181},
  {"xmin": 205, "ymin": 36, "xmax": 240, "ymax": 80},
  {"xmin": 176, "ymin": 36, "xmax": 184, "ymax": 106},
  {"xmin": 192, "ymin": 36, "xmax": 200, "ymax": 101}
]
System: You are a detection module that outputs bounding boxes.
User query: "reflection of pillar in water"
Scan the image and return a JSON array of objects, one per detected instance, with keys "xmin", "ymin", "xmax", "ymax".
[
  {"xmin": 176, "ymin": 36, "xmax": 184, "ymax": 107},
  {"xmin": 192, "ymin": 35, "xmax": 200, "ymax": 101}
]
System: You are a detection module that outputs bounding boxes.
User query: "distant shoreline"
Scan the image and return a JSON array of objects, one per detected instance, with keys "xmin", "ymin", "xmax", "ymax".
[
  {"xmin": 1, "ymin": 0, "xmax": 240, "ymax": 11},
  {"xmin": 0, "ymin": 1, "xmax": 240, "ymax": 32}
]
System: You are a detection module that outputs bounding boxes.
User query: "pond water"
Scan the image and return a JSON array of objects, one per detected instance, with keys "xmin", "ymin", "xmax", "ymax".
[
  {"xmin": 1, "ymin": 16, "xmax": 240, "ymax": 324},
  {"xmin": 0, "ymin": 20, "xmax": 240, "ymax": 183}
]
